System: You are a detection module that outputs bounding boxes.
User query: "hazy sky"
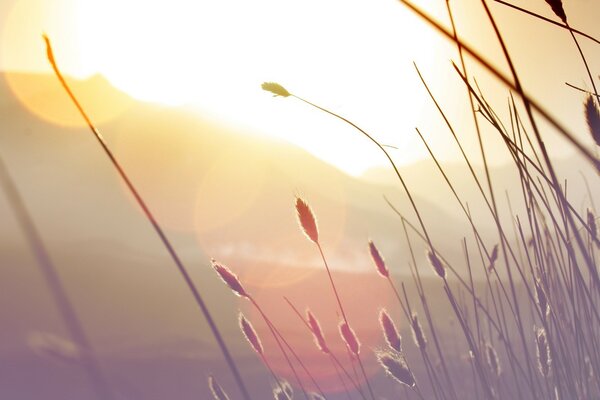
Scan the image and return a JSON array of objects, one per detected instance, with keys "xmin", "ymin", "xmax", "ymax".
[{"xmin": 1, "ymin": 0, "xmax": 599, "ymax": 175}]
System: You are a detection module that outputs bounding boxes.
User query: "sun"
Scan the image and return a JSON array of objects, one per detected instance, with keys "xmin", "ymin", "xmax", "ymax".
[{"xmin": 2, "ymin": 0, "xmax": 439, "ymax": 175}]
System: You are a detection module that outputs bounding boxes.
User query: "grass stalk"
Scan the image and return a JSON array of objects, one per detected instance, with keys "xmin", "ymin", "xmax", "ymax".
[
  {"xmin": 0, "ymin": 152, "xmax": 115, "ymax": 400},
  {"xmin": 43, "ymin": 35, "xmax": 252, "ymax": 400}
]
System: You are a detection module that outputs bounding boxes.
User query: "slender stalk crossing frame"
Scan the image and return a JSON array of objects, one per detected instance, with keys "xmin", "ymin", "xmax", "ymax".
[{"xmin": 43, "ymin": 35, "xmax": 252, "ymax": 400}]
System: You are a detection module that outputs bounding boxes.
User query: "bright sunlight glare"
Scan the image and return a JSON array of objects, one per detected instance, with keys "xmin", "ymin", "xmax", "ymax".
[{"xmin": 2, "ymin": 0, "xmax": 439, "ymax": 175}]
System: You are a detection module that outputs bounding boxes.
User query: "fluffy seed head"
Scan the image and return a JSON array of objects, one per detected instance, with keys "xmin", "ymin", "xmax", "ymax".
[
  {"xmin": 369, "ymin": 240, "xmax": 389, "ymax": 278},
  {"xmin": 212, "ymin": 260, "xmax": 249, "ymax": 298},
  {"xmin": 535, "ymin": 327, "xmax": 551, "ymax": 377},
  {"xmin": 376, "ymin": 350, "xmax": 416, "ymax": 388},
  {"xmin": 585, "ymin": 96, "xmax": 600, "ymax": 146},
  {"xmin": 544, "ymin": 0, "xmax": 567, "ymax": 23},
  {"xmin": 411, "ymin": 313, "xmax": 427, "ymax": 350},
  {"xmin": 208, "ymin": 375, "xmax": 230, "ymax": 400},
  {"xmin": 535, "ymin": 280, "xmax": 550, "ymax": 317},
  {"xmin": 239, "ymin": 313, "xmax": 263, "ymax": 356},
  {"xmin": 379, "ymin": 309, "xmax": 402, "ymax": 352},
  {"xmin": 273, "ymin": 387, "xmax": 291, "ymax": 400},
  {"xmin": 43, "ymin": 35, "xmax": 57, "ymax": 66},
  {"xmin": 306, "ymin": 309, "xmax": 330, "ymax": 354},
  {"xmin": 427, "ymin": 250, "xmax": 446, "ymax": 279},
  {"xmin": 295, "ymin": 197, "xmax": 319, "ymax": 244},
  {"xmin": 339, "ymin": 321, "xmax": 361, "ymax": 357},
  {"xmin": 279, "ymin": 379, "xmax": 293, "ymax": 399},
  {"xmin": 262, "ymin": 82, "xmax": 291, "ymax": 97},
  {"xmin": 486, "ymin": 343, "xmax": 501, "ymax": 377}
]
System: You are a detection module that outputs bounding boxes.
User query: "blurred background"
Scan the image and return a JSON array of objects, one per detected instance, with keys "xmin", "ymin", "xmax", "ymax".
[{"xmin": 0, "ymin": 0, "xmax": 599, "ymax": 398}]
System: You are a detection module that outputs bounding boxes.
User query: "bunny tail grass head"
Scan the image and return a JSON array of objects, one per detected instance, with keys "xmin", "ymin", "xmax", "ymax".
[
  {"xmin": 208, "ymin": 375, "xmax": 230, "ymax": 400},
  {"xmin": 379, "ymin": 309, "xmax": 402, "ymax": 352},
  {"xmin": 212, "ymin": 260, "xmax": 249, "ymax": 298},
  {"xmin": 535, "ymin": 279, "xmax": 550, "ymax": 317},
  {"xmin": 486, "ymin": 343, "xmax": 501, "ymax": 377},
  {"xmin": 544, "ymin": 0, "xmax": 567, "ymax": 23},
  {"xmin": 262, "ymin": 82, "xmax": 291, "ymax": 97},
  {"xmin": 239, "ymin": 313, "xmax": 263, "ymax": 356},
  {"xmin": 273, "ymin": 379, "xmax": 293, "ymax": 400},
  {"xmin": 295, "ymin": 197, "xmax": 319, "ymax": 244},
  {"xmin": 369, "ymin": 240, "xmax": 389, "ymax": 278},
  {"xmin": 427, "ymin": 250, "xmax": 446, "ymax": 279},
  {"xmin": 585, "ymin": 96, "xmax": 600, "ymax": 146},
  {"xmin": 273, "ymin": 387, "xmax": 291, "ymax": 400},
  {"xmin": 376, "ymin": 350, "xmax": 416, "ymax": 388},
  {"xmin": 280, "ymin": 379, "xmax": 293, "ymax": 399},
  {"xmin": 535, "ymin": 327, "xmax": 551, "ymax": 377},
  {"xmin": 411, "ymin": 313, "xmax": 427, "ymax": 350},
  {"xmin": 339, "ymin": 320, "xmax": 360, "ymax": 357},
  {"xmin": 42, "ymin": 34, "xmax": 57, "ymax": 67},
  {"xmin": 306, "ymin": 309, "xmax": 330, "ymax": 354}
]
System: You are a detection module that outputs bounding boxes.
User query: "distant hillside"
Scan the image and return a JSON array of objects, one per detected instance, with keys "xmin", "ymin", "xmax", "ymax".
[
  {"xmin": 0, "ymin": 72, "xmax": 540, "ymax": 400},
  {"xmin": 0, "ymin": 72, "xmax": 475, "ymax": 268},
  {"xmin": 363, "ymin": 151, "xmax": 600, "ymax": 234}
]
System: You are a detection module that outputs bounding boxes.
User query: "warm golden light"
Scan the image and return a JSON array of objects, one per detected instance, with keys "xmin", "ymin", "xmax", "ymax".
[
  {"xmin": 1, "ymin": 0, "xmax": 438, "ymax": 175},
  {"xmin": 2, "ymin": 0, "xmax": 132, "ymax": 127},
  {"xmin": 74, "ymin": 0, "xmax": 439, "ymax": 175},
  {"xmin": 4, "ymin": 72, "xmax": 132, "ymax": 127},
  {"xmin": 3, "ymin": 0, "xmax": 600, "ymax": 398}
]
